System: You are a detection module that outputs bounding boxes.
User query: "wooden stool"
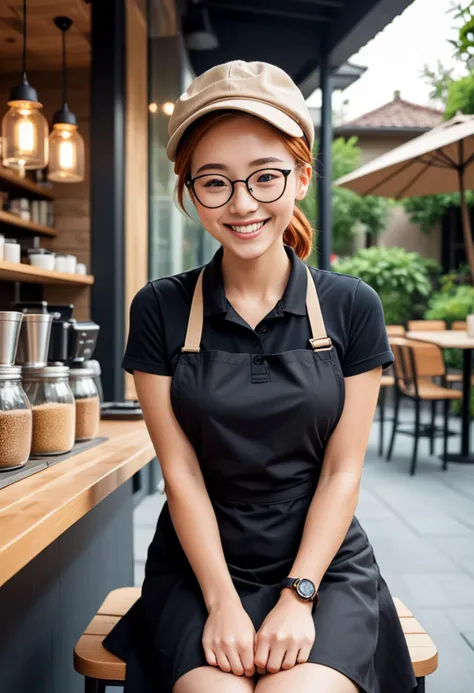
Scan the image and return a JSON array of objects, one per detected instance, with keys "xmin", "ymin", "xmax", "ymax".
[{"xmin": 75, "ymin": 588, "xmax": 438, "ymax": 692}]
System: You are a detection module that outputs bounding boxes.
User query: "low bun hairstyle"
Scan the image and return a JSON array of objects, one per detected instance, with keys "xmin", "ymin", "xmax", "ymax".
[{"xmin": 173, "ymin": 111, "xmax": 314, "ymax": 260}]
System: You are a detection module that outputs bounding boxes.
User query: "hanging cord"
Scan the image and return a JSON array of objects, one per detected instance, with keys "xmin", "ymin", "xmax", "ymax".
[
  {"xmin": 22, "ymin": 0, "xmax": 27, "ymax": 81},
  {"xmin": 62, "ymin": 25, "xmax": 67, "ymax": 105}
]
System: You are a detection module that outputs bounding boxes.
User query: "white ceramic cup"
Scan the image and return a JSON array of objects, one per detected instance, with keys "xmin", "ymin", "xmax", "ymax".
[
  {"xmin": 54, "ymin": 255, "xmax": 68, "ymax": 272},
  {"xmin": 65, "ymin": 255, "xmax": 77, "ymax": 273},
  {"xmin": 4, "ymin": 241, "xmax": 20, "ymax": 263},
  {"xmin": 467, "ymin": 314, "xmax": 474, "ymax": 338},
  {"xmin": 76, "ymin": 263, "xmax": 87, "ymax": 275},
  {"xmin": 30, "ymin": 253, "xmax": 55, "ymax": 271}
]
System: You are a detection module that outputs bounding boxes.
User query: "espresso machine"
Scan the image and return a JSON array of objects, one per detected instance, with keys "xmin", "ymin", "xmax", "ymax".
[{"xmin": 10, "ymin": 300, "xmax": 103, "ymax": 401}]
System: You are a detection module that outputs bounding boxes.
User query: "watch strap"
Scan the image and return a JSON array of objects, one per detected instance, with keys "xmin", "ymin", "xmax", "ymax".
[{"xmin": 281, "ymin": 576, "xmax": 319, "ymax": 607}]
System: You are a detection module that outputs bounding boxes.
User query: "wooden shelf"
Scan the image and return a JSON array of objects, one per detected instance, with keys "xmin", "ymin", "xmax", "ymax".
[
  {"xmin": 0, "ymin": 168, "xmax": 54, "ymax": 201},
  {"xmin": 0, "ymin": 210, "xmax": 57, "ymax": 237},
  {"xmin": 0, "ymin": 260, "xmax": 94, "ymax": 286}
]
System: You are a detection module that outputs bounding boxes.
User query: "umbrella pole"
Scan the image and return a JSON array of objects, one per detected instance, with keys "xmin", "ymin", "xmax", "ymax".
[{"xmin": 458, "ymin": 168, "xmax": 474, "ymax": 283}]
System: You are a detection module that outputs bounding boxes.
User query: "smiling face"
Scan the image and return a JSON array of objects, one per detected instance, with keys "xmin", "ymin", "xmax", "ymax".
[{"xmin": 188, "ymin": 115, "xmax": 312, "ymax": 260}]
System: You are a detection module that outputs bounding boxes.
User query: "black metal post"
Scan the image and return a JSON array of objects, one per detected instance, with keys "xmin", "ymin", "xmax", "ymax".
[
  {"xmin": 461, "ymin": 347, "xmax": 472, "ymax": 456},
  {"xmin": 90, "ymin": 0, "xmax": 126, "ymax": 402},
  {"xmin": 317, "ymin": 51, "xmax": 333, "ymax": 270}
]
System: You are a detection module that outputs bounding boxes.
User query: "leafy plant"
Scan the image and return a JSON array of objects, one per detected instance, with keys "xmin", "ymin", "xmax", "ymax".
[
  {"xmin": 299, "ymin": 137, "xmax": 391, "ymax": 260},
  {"xmin": 332, "ymin": 247, "xmax": 437, "ymax": 325},
  {"xmin": 402, "ymin": 193, "xmax": 474, "ymax": 232},
  {"xmin": 424, "ymin": 282, "xmax": 474, "ymax": 370},
  {"xmin": 445, "ymin": 71, "xmax": 474, "ymax": 118},
  {"xmin": 425, "ymin": 283, "xmax": 474, "ymax": 322}
]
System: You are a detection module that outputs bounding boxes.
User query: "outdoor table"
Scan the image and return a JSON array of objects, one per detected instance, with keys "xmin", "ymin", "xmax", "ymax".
[{"xmin": 406, "ymin": 330, "xmax": 474, "ymax": 464}]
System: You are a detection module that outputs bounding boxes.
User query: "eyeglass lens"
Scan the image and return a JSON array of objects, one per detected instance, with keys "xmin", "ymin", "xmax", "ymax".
[{"xmin": 193, "ymin": 169, "xmax": 287, "ymax": 208}]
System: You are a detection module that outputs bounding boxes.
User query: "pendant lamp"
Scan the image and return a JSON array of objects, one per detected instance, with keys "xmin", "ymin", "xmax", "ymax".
[
  {"xmin": 47, "ymin": 16, "xmax": 84, "ymax": 183},
  {"xmin": 1, "ymin": 0, "xmax": 48, "ymax": 170}
]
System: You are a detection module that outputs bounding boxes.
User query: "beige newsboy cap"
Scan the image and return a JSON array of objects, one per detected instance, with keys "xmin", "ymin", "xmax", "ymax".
[{"xmin": 166, "ymin": 60, "xmax": 314, "ymax": 162}]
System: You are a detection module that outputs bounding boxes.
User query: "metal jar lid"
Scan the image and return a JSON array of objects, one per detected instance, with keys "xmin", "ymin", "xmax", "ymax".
[
  {"xmin": 21, "ymin": 364, "xmax": 70, "ymax": 380},
  {"xmin": 0, "ymin": 365, "xmax": 22, "ymax": 381},
  {"xmin": 69, "ymin": 366, "xmax": 98, "ymax": 380}
]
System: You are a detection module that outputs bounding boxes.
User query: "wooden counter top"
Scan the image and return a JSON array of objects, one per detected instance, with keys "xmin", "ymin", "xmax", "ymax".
[{"xmin": 0, "ymin": 420, "xmax": 154, "ymax": 588}]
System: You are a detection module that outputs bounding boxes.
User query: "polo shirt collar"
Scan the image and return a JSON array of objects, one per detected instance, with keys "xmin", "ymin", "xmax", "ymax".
[{"xmin": 203, "ymin": 243, "xmax": 308, "ymax": 317}]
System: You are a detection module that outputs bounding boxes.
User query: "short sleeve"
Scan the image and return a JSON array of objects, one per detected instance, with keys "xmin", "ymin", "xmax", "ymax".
[
  {"xmin": 121, "ymin": 281, "xmax": 172, "ymax": 376},
  {"xmin": 342, "ymin": 280, "xmax": 394, "ymax": 377}
]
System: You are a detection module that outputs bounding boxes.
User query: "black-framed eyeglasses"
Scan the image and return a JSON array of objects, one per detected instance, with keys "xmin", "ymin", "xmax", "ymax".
[{"xmin": 185, "ymin": 167, "xmax": 293, "ymax": 209}]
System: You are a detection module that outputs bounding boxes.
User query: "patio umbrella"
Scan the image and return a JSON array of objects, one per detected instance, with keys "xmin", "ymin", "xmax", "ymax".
[{"xmin": 334, "ymin": 113, "xmax": 474, "ymax": 280}]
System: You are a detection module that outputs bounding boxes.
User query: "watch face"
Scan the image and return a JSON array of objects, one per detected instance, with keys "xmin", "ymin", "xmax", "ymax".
[{"xmin": 296, "ymin": 578, "xmax": 315, "ymax": 599}]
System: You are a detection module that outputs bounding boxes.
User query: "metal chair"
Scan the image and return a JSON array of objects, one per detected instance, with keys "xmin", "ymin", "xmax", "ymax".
[{"xmin": 387, "ymin": 338, "xmax": 461, "ymax": 475}]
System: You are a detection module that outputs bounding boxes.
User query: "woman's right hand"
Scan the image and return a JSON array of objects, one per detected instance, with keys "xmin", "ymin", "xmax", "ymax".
[{"xmin": 202, "ymin": 599, "xmax": 256, "ymax": 677}]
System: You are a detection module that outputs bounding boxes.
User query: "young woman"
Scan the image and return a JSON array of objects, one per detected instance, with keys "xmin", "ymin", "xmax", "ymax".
[{"xmin": 103, "ymin": 61, "xmax": 417, "ymax": 693}]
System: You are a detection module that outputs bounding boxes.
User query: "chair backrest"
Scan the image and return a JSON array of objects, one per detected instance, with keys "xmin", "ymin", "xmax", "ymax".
[
  {"xmin": 409, "ymin": 341, "xmax": 446, "ymax": 378},
  {"xmin": 386, "ymin": 324, "xmax": 406, "ymax": 336},
  {"xmin": 389, "ymin": 337, "xmax": 446, "ymax": 392},
  {"xmin": 407, "ymin": 319, "xmax": 446, "ymax": 332},
  {"xmin": 452, "ymin": 320, "xmax": 467, "ymax": 331},
  {"xmin": 389, "ymin": 337, "xmax": 411, "ymax": 388}
]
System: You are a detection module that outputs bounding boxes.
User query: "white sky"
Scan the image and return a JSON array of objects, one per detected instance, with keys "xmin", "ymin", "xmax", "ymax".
[{"xmin": 306, "ymin": 0, "xmax": 466, "ymax": 121}]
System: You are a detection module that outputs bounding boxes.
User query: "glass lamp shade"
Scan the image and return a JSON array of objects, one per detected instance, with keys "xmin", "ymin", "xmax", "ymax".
[
  {"xmin": 1, "ymin": 100, "xmax": 49, "ymax": 170},
  {"xmin": 47, "ymin": 123, "xmax": 84, "ymax": 183}
]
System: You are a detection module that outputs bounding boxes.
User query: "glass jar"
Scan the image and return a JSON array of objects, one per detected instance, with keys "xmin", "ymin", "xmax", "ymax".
[
  {"xmin": 69, "ymin": 366, "xmax": 100, "ymax": 441},
  {"xmin": 22, "ymin": 365, "xmax": 75, "ymax": 455},
  {"xmin": 0, "ymin": 365, "xmax": 32, "ymax": 469}
]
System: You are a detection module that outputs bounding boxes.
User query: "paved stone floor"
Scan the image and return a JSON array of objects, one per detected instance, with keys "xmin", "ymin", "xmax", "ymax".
[{"xmin": 132, "ymin": 404, "xmax": 474, "ymax": 692}]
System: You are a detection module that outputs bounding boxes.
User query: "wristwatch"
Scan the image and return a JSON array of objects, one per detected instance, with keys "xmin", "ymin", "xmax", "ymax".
[{"xmin": 281, "ymin": 577, "xmax": 319, "ymax": 607}]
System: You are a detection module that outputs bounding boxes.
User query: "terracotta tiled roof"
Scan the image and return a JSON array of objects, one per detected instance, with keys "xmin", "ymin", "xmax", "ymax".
[{"xmin": 341, "ymin": 94, "xmax": 443, "ymax": 130}]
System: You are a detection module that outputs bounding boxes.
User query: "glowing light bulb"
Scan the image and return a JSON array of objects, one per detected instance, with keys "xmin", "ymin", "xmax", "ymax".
[
  {"xmin": 17, "ymin": 115, "xmax": 35, "ymax": 153},
  {"xmin": 162, "ymin": 102, "xmax": 175, "ymax": 116}
]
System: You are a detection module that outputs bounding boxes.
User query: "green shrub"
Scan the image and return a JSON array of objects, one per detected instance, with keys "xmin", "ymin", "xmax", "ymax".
[
  {"xmin": 332, "ymin": 247, "xmax": 437, "ymax": 324},
  {"xmin": 424, "ymin": 282, "xmax": 474, "ymax": 369},
  {"xmin": 424, "ymin": 283, "xmax": 474, "ymax": 322}
]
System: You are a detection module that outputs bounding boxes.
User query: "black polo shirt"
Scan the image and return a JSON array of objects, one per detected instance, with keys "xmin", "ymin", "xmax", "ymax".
[{"xmin": 122, "ymin": 244, "xmax": 394, "ymax": 380}]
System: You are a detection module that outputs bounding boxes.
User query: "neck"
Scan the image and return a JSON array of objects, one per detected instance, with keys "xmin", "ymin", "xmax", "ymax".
[{"xmin": 221, "ymin": 240, "xmax": 291, "ymax": 305}]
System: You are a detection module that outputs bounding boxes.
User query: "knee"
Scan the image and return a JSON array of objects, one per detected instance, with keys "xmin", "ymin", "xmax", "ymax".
[{"xmin": 173, "ymin": 665, "xmax": 256, "ymax": 693}]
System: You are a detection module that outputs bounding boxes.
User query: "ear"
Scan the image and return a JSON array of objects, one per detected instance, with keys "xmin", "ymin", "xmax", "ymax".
[{"xmin": 295, "ymin": 163, "xmax": 312, "ymax": 201}]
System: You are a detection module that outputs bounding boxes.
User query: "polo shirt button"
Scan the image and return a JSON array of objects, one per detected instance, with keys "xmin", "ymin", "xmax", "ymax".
[
  {"xmin": 253, "ymin": 355, "xmax": 263, "ymax": 365},
  {"xmin": 259, "ymin": 325, "xmax": 269, "ymax": 334},
  {"xmin": 252, "ymin": 340, "xmax": 260, "ymax": 348}
]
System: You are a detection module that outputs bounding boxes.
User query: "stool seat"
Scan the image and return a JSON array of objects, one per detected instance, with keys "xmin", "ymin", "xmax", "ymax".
[
  {"xmin": 74, "ymin": 587, "xmax": 141, "ymax": 681},
  {"xmin": 75, "ymin": 588, "xmax": 438, "ymax": 683}
]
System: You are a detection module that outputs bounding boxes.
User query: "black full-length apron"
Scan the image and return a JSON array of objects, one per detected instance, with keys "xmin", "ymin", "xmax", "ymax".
[{"xmin": 103, "ymin": 264, "xmax": 417, "ymax": 693}]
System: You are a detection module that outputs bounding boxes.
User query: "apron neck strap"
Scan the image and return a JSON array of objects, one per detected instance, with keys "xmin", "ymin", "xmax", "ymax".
[{"xmin": 182, "ymin": 264, "xmax": 332, "ymax": 353}]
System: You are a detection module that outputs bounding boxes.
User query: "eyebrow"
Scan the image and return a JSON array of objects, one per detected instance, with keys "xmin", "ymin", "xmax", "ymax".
[{"xmin": 195, "ymin": 156, "xmax": 285, "ymax": 175}]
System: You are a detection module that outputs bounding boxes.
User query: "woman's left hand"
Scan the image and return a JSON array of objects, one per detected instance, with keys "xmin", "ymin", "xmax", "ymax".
[{"xmin": 254, "ymin": 589, "xmax": 316, "ymax": 674}]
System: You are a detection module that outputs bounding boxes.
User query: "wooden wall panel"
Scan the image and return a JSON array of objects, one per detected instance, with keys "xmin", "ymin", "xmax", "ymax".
[{"xmin": 124, "ymin": 0, "xmax": 148, "ymax": 401}]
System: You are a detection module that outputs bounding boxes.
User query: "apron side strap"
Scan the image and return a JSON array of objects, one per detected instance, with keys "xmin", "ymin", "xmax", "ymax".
[
  {"xmin": 181, "ymin": 267, "xmax": 205, "ymax": 353},
  {"xmin": 305, "ymin": 265, "xmax": 332, "ymax": 351}
]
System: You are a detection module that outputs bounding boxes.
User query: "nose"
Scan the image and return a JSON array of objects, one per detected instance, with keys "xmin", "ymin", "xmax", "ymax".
[{"xmin": 228, "ymin": 181, "xmax": 259, "ymax": 215}]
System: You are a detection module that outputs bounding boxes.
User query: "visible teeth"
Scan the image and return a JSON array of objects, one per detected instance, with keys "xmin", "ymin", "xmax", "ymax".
[{"xmin": 230, "ymin": 221, "xmax": 266, "ymax": 234}]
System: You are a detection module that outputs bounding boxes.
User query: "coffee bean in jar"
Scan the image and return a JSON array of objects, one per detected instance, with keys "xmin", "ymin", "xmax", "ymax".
[
  {"xmin": 69, "ymin": 366, "xmax": 100, "ymax": 441},
  {"xmin": 0, "ymin": 365, "xmax": 32, "ymax": 469},
  {"xmin": 22, "ymin": 365, "xmax": 75, "ymax": 455}
]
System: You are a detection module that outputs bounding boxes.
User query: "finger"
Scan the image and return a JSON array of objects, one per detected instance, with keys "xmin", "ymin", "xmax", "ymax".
[
  {"xmin": 224, "ymin": 647, "xmax": 245, "ymax": 676},
  {"xmin": 281, "ymin": 645, "xmax": 299, "ymax": 670},
  {"xmin": 296, "ymin": 645, "xmax": 311, "ymax": 665},
  {"xmin": 254, "ymin": 636, "xmax": 270, "ymax": 673},
  {"xmin": 239, "ymin": 645, "xmax": 256, "ymax": 677},
  {"xmin": 203, "ymin": 647, "xmax": 218, "ymax": 667},
  {"xmin": 265, "ymin": 640, "xmax": 287, "ymax": 674},
  {"xmin": 215, "ymin": 650, "xmax": 232, "ymax": 674}
]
